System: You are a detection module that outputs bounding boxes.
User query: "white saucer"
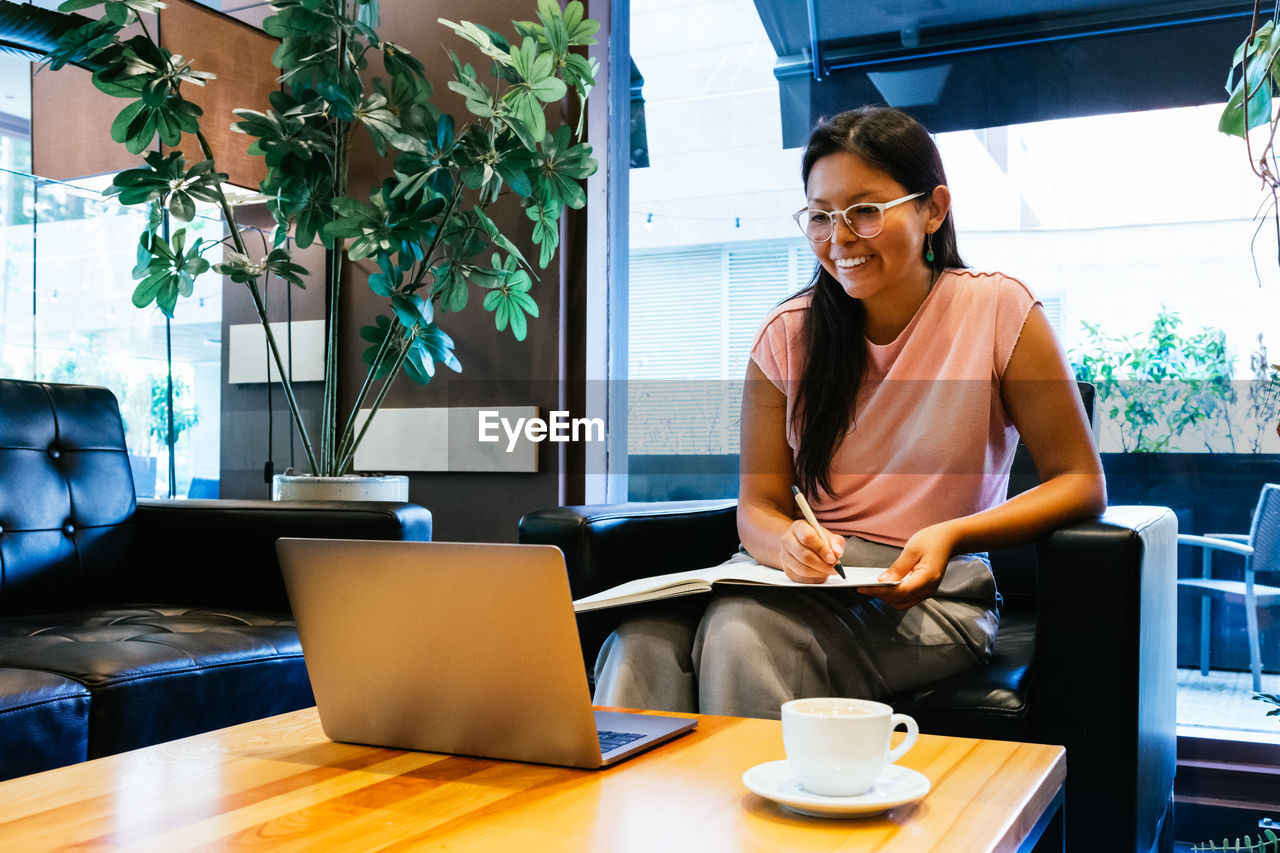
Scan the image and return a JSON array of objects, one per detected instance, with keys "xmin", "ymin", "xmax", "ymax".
[{"xmin": 741, "ymin": 760, "xmax": 930, "ymax": 818}]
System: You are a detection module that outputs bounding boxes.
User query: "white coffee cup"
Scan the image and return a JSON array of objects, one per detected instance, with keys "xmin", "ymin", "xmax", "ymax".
[{"xmin": 781, "ymin": 697, "xmax": 919, "ymax": 797}]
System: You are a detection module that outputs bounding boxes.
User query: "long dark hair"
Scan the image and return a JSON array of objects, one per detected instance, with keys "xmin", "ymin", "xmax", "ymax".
[{"xmin": 792, "ymin": 106, "xmax": 965, "ymax": 498}]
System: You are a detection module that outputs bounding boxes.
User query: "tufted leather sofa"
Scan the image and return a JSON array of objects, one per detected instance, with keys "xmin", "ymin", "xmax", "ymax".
[
  {"xmin": 0, "ymin": 379, "xmax": 433, "ymax": 780},
  {"xmin": 518, "ymin": 386, "xmax": 1179, "ymax": 853}
]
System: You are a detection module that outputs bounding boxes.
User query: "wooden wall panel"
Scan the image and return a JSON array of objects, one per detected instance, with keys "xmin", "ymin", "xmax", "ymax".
[
  {"xmin": 29, "ymin": 0, "xmax": 277, "ymax": 188},
  {"xmin": 159, "ymin": 0, "xmax": 278, "ymax": 190},
  {"xmin": 30, "ymin": 61, "xmax": 136, "ymax": 181}
]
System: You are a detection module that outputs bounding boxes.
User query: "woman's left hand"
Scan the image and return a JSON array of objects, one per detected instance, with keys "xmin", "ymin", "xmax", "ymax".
[{"xmin": 860, "ymin": 523, "xmax": 958, "ymax": 610}]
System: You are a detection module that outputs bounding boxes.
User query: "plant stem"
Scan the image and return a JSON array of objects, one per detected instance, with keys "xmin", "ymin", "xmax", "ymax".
[
  {"xmin": 195, "ymin": 128, "xmax": 319, "ymax": 475},
  {"xmin": 320, "ymin": 6, "xmax": 353, "ymax": 476},
  {"xmin": 417, "ymin": 182, "xmax": 465, "ymax": 286},
  {"xmin": 334, "ymin": 320, "xmax": 399, "ymax": 460},
  {"xmin": 335, "ymin": 336, "xmax": 412, "ymax": 475}
]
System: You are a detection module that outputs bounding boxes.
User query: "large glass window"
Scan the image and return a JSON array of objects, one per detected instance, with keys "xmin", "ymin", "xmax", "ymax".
[
  {"xmin": 0, "ymin": 54, "xmax": 222, "ymax": 499},
  {"xmin": 623, "ymin": 0, "xmax": 1280, "ymax": 739}
]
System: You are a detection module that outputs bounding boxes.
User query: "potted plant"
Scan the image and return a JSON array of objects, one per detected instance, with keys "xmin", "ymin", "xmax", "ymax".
[{"xmin": 18, "ymin": 0, "xmax": 598, "ymax": 497}]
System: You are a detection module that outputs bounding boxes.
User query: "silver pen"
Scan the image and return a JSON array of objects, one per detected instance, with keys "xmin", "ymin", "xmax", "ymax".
[{"xmin": 792, "ymin": 485, "xmax": 846, "ymax": 579}]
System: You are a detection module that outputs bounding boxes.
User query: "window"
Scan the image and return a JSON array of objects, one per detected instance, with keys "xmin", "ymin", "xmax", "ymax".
[
  {"xmin": 620, "ymin": 0, "xmax": 1280, "ymax": 741},
  {"xmin": 0, "ymin": 54, "xmax": 223, "ymax": 498}
]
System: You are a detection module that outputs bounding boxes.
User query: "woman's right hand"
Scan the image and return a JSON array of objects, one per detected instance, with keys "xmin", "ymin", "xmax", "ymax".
[{"xmin": 780, "ymin": 519, "xmax": 845, "ymax": 583}]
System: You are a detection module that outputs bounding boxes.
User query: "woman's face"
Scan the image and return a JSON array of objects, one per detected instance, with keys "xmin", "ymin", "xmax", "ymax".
[{"xmin": 803, "ymin": 150, "xmax": 946, "ymax": 305}]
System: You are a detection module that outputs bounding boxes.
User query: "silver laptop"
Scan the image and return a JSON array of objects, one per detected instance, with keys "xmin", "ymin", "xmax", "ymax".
[{"xmin": 276, "ymin": 538, "xmax": 697, "ymax": 768}]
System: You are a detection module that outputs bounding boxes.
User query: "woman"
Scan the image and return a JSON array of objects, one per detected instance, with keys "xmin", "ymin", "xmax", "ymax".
[{"xmin": 594, "ymin": 106, "xmax": 1106, "ymax": 720}]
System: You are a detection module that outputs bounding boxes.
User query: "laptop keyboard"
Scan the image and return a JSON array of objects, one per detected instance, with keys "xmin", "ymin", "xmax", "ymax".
[{"xmin": 598, "ymin": 729, "xmax": 646, "ymax": 752}]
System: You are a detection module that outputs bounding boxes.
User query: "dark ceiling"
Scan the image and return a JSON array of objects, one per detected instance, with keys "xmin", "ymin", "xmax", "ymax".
[
  {"xmin": 752, "ymin": 0, "xmax": 1275, "ymax": 144},
  {"xmin": 759, "ymin": 1, "xmax": 1265, "ymax": 61}
]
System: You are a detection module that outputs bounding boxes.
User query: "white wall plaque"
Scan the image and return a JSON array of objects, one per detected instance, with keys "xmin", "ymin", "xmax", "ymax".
[
  {"xmin": 351, "ymin": 406, "xmax": 544, "ymax": 473},
  {"xmin": 228, "ymin": 320, "xmax": 326, "ymax": 384}
]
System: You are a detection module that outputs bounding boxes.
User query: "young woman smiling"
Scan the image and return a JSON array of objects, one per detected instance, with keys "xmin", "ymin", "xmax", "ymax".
[{"xmin": 593, "ymin": 107, "xmax": 1106, "ymax": 719}]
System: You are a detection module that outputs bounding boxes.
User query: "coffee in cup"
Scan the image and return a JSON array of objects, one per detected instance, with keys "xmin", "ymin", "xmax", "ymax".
[{"xmin": 781, "ymin": 697, "xmax": 919, "ymax": 797}]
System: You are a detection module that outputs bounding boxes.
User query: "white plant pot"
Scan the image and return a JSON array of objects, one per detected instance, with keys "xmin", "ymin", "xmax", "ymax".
[{"xmin": 271, "ymin": 473, "xmax": 410, "ymax": 502}]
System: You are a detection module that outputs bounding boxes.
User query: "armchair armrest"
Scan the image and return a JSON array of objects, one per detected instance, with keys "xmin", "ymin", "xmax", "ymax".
[
  {"xmin": 1033, "ymin": 504, "xmax": 1177, "ymax": 853},
  {"xmin": 519, "ymin": 500, "xmax": 739, "ymax": 678},
  {"xmin": 1177, "ymin": 533, "xmax": 1253, "ymax": 557},
  {"xmin": 518, "ymin": 500, "xmax": 740, "ymax": 600},
  {"xmin": 126, "ymin": 499, "xmax": 433, "ymax": 612}
]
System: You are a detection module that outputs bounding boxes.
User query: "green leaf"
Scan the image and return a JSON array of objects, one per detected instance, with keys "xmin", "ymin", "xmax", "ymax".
[
  {"xmin": 392, "ymin": 292, "xmax": 433, "ymax": 328},
  {"xmin": 130, "ymin": 228, "xmax": 209, "ymax": 318},
  {"xmin": 109, "ymin": 99, "xmax": 146, "ymax": 144},
  {"xmin": 405, "ymin": 339, "xmax": 435, "ymax": 382},
  {"xmin": 431, "ymin": 261, "xmax": 469, "ymax": 312},
  {"xmin": 482, "ymin": 263, "xmax": 538, "ymax": 341},
  {"xmin": 355, "ymin": 93, "xmax": 402, "ymax": 156},
  {"xmin": 368, "ymin": 268, "xmax": 400, "ymax": 297},
  {"xmin": 107, "ymin": 151, "xmax": 228, "ymax": 221},
  {"xmin": 503, "ymin": 88, "xmax": 547, "ymax": 143},
  {"xmin": 169, "ymin": 191, "xmax": 195, "ymax": 222},
  {"xmin": 263, "ymin": 4, "xmax": 331, "ymax": 38},
  {"xmin": 515, "ymin": 0, "xmax": 598, "ymax": 51},
  {"xmin": 532, "ymin": 124, "xmax": 596, "ymax": 210},
  {"xmin": 447, "ymin": 69, "xmax": 495, "ymax": 118},
  {"xmin": 232, "ymin": 107, "xmax": 333, "ymax": 167},
  {"xmin": 535, "ymin": 0, "xmax": 569, "ymax": 58},
  {"xmin": 562, "ymin": 52, "xmax": 598, "ymax": 99},
  {"xmin": 42, "ymin": 18, "xmax": 120, "ymax": 72},
  {"xmin": 561, "ymin": 0, "xmax": 598, "ymax": 45},
  {"xmin": 125, "ymin": 108, "xmax": 158, "ymax": 154},
  {"xmin": 360, "ymin": 314, "xmax": 401, "ymax": 380},
  {"xmin": 421, "ymin": 324, "xmax": 461, "ymax": 372},
  {"xmin": 383, "ymin": 41, "xmax": 429, "ymax": 94},
  {"xmin": 525, "ymin": 197, "xmax": 560, "ymax": 267},
  {"xmin": 529, "ymin": 74, "xmax": 567, "ymax": 102},
  {"xmin": 1221, "ymin": 21, "xmax": 1280, "ymax": 137},
  {"xmin": 360, "ymin": 320, "xmax": 390, "ymax": 345},
  {"xmin": 438, "ymin": 17, "xmax": 513, "ymax": 66},
  {"xmin": 437, "ymin": 113, "xmax": 455, "ymax": 150}
]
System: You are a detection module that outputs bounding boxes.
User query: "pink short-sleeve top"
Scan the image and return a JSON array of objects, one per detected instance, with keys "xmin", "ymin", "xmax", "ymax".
[{"xmin": 749, "ymin": 269, "xmax": 1040, "ymax": 547}]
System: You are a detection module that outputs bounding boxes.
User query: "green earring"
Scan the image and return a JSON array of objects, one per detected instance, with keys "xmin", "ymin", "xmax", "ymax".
[{"xmin": 925, "ymin": 233, "xmax": 935, "ymax": 263}]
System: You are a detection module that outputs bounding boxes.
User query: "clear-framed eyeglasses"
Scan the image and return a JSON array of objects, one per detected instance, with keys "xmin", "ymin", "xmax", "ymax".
[{"xmin": 792, "ymin": 192, "xmax": 925, "ymax": 242}]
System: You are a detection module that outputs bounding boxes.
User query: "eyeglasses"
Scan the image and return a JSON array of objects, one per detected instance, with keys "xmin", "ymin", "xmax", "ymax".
[{"xmin": 792, "ymin": 192, "xmax": 924, "ymax": 242}]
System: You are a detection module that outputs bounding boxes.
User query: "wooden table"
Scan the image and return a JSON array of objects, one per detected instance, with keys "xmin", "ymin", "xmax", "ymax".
[{"xmin": 0, "ymin": 707, "xmax": 1064, "ymax": 852}]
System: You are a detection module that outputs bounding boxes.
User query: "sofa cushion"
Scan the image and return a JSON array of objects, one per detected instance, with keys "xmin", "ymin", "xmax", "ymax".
[
  {"xmin": 0, "ymin": 667, "xmax": 91, "ymax": 780},
  {"xmin": 0, "ymin": 606, "xmax": 313, "ymax": 758},
  {"xmin": 891, "ymin": 612, "xmax": 1035, "ymax": 740}
]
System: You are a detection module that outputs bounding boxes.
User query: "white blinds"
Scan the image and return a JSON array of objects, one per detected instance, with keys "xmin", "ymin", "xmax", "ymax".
[
  {"xmin": 627, "ymin": 244, "xmax": 1064, "ymax": 454},
  {"xmin": 629, "ymin": 240, "xmax": 808, "ymax": 453}
]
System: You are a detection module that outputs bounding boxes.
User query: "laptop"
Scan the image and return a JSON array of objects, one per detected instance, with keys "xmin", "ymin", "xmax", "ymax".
[{"xmin": 276, "ymin": 538, "xmax": 698, "ymax": 768}]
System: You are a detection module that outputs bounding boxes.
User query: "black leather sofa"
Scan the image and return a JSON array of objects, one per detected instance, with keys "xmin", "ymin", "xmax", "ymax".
[
  {"xmin": 0, "ymin": 379, "xmax": 433, "ymax": 780},
  {"xmin": 520, "ymin": 416, "xmax": 1178, "ymax": 852}
]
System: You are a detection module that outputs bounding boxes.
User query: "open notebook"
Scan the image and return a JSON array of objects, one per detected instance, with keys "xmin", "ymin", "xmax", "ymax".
[{"xmin": 573, "ymin": 559, "xmax": 898, "ymax": 612}]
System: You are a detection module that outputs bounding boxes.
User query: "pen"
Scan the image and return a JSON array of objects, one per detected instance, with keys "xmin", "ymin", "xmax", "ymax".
[{"xmin": 791, "ymin": 485, "xmax": 846, "ymax": 579}]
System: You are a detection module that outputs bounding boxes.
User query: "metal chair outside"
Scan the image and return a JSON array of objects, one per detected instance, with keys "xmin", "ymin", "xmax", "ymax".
[{"xmin": 1178, "ymin": 483, "xmax": 1280, "ymax": 693}]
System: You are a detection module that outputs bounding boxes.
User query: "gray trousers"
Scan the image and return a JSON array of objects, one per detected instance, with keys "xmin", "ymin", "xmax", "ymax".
[{"xmin": 592, "ymin": 536, "xmax": 999, "ymax": 720}]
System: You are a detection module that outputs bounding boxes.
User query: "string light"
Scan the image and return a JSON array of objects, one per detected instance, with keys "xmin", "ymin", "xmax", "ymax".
[{"xmin": 634, "ymin": 210, "xmax": 789, "ymax": 224}]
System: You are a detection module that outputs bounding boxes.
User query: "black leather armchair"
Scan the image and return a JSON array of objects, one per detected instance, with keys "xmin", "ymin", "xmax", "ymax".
[
  {"xmin": 519, "ymin": 391, "xmax": 1178, "ymax": 853},
  {"xmin": 0, "ymin": 379, "xmax": 433, "ymax": 780}
]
